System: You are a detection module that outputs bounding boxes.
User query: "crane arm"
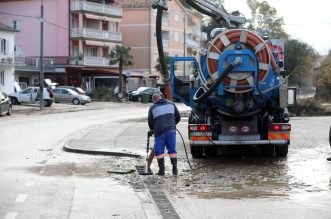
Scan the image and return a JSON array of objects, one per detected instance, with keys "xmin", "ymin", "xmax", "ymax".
[{"xmin": 185, "ymin": 0, "xmax": 246, "ymax": 28}]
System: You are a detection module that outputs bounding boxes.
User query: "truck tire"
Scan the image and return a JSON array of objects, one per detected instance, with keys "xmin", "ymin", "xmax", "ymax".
[
  {"xmin": 262, "ymin": 145, "xmax": 275, "ymax": 157},
  {"xmin": 191, "ymin": 146, "xmax": 203, "ymax": 158},
  {"xmin": 275, "ymin": 145, "xmax": 288, "ymax": 157},
  {"xmin": 204, "ymin": 146, "xmax": 217, "ymax": 157}
]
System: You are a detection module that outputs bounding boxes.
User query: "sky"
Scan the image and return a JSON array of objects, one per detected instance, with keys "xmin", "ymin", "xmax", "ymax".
[{"xmin": 223, "ymin": 0, "xmax": 331, "ymax": 55}]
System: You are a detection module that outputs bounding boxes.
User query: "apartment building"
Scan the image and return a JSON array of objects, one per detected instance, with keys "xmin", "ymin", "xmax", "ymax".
[
  {"xmin": 68, "ymin": 0, "xmax": 123, "ymax": 92},
  {"xmin": 118, "ymin": 0, "xmax": 206, "ymax": 86},
  {"xmin": 0, "ymin": 0, "xmax": 123, "ymax": 92},
  {"xmin": 0, "ymin": 23, "xmax": 17, "ymax": 94}
]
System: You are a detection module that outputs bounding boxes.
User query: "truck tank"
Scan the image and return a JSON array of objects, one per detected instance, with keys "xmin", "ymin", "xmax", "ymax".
[{"xmin": 170, "ymin": 29, "xmax": 295, "ymax": 158}]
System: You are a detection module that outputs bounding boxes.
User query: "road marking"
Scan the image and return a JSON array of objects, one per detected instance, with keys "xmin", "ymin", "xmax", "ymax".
[
  {"xmin": 15, "ymin": 194, "xmax": 28, "ymax": 203},
  {"xmin": 40, "ymin": 170, "xmax": 44, "ymax": 174},
  {"xmin": 25, "ymin": 181, "xmax": 34, "ymax": 186},
  {"xmin": 5, "ymin": 212, "xmax": 18, "ymax": 219}
]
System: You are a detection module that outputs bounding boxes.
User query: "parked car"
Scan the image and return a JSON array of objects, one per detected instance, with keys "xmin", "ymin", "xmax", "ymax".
[
  {"xmin": 0, "ymin": 92, "xmax": 12, "ymax": 116},
  {"xmin": 10, "ymin": 82, "xmax": 54, "ymax": 106},
  {"xmin": 51, "ymin": 87, "xmax": 91, "ymax": 105},
  {"xmin": 128, "ymin": 87, "xmax": 161, "ymax": 102},
  {"xmin": 57, "ymin": 86, "xmax": 86, "ymax": 95}
]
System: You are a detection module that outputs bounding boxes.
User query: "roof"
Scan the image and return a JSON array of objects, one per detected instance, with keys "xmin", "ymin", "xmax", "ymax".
[{"xmin": 0, "ymin": 23, "xmax": 18, "ymax": 32}]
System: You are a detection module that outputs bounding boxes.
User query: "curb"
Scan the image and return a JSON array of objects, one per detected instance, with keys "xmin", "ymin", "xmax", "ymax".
[{"xmin": 63, "ymin": 141, "xmax": 141, "ymax": 158}]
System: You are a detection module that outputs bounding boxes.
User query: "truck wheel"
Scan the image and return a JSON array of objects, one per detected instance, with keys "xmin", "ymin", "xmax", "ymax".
[
  {"xmin": 191, "ymin": 146, "xmax": 203, "ymax": 158},
  {"xmin": 262, "ymin": 145, "xmax": 275, "ymax": 157},
  {"xmin": 204, "ymin": 147, "xmax": 217, "ymax": 157},
  {"xmin": 276, "ymin": 145, "xmax": 288, "ymax": 157}
]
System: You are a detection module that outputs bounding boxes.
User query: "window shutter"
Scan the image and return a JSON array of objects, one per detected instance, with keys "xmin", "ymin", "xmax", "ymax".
[{"xmin": 6, "ymin": 40, "xmax": 9, "ymax": 54}]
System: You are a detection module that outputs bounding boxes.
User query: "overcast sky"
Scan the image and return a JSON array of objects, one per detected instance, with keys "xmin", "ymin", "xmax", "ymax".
[{"xmin": 223, "ymin": 0, "xmax": 331, "ymax": 55}]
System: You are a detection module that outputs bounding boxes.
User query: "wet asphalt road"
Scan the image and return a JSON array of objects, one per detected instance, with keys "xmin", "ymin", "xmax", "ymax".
[{"xmin": 0, "ymin": 102, "xmax": 330, "ymax": 218}]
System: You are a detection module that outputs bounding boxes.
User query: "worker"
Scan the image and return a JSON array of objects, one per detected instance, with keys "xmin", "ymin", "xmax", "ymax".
[{"xmin": 148, "ymin": 93, "xmax": 181, "ymax": 176}]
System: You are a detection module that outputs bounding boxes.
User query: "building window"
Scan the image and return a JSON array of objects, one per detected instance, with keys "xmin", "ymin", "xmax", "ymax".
[
  {"xmin": 14, "ymin": 45, "xmax": 22, "ymax": 55},
  {"xmin": 10, "ymin": 20, "xmax": 22, "ymax": 31},
  {"xmin": 0, "ymin": 70, "xmax": 4, "ymax": 86},
  {"xmin": 174, "ymin": 31, "xmax": 179, "ymax": 42},
  {"xmin": 0, "ymin": 38, "xmax": 8, "ymax": 54},
  {"xmin": 153, "ymin": 53, "xmax": 159, "ymax": 62},
  {"xmin": 175, "ymin": 12, "xmax": 179, "ymax": 22},
  {"xmin": 85, "ymin": 47, "xmax": 98, "ymax": 57}
]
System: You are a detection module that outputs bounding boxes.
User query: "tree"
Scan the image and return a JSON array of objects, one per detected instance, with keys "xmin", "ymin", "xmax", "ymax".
[
  {"xmin": 246, "ymin": 0, "xmax": 288, "ymax": 39},
  {"xmin": 109, "ymin": 45, "xmax": 133, "ymax": 93},
  {"xmin": 314, "ymin": 51, "xmax": 331, "ymax": 100},
  {"xmin": 284, "ymin": 39, "xmax": 317, "ymax": 89},
  {"xmin": 154, "ymin": 56, "xmax": 176, "ymax": 74}
]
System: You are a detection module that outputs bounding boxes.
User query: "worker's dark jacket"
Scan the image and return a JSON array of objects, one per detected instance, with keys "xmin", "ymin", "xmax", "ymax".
[{"xmin": 148, "ymin": 99, "xmax": 181, "ymax": 137}]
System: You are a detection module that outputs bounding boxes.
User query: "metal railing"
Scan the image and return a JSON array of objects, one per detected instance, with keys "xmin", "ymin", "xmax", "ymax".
[
  {"xmin": 71, "ymin": 0, "xmax": 122, "ymax": 17},
  {"xmin": 82, "ymin": 56, "xmax": 118, "ymax": 67},
  {"xmin": 14, "ymin": 56, "xmax": 69, "ymax": 68},
  {"xmin": 71, "ymin": 28, "xmax": 122, "ymax": 42}
]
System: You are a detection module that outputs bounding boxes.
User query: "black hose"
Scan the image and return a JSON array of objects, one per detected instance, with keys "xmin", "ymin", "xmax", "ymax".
[
  {"xmin": 193, "ymin": 57, "xmax": 242, "ymax": 103},
  {"xmin": 176, "ymin": 128, "xmax": 194, "ymax": 170},
  {"xmin": 155, "ymin": 7, "xmax": 169, "ymax": 80}
]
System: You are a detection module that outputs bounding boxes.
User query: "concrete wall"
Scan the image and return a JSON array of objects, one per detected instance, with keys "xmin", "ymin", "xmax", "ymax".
[{"xmin": 0, "ymin": 0, "xmax": 69, "ymax": 57}]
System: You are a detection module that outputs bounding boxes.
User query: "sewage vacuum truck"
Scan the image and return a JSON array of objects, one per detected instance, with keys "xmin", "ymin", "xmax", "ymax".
[{"xmin": 153, "ymin": 0, "xmax": 296, "ymax": 158}]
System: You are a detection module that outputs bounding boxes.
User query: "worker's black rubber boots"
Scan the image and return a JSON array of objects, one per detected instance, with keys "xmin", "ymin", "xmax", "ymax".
[
  {"xmin": 157, "ymin": 158, "xmax": 165, "ymax": 176},
  {"xmin": 170, "ymin": 158, "xmax": 178, "ymax": 175}
]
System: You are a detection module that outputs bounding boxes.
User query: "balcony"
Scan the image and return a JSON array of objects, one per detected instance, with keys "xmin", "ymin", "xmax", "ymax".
[
  {"xmin": 14, "ymin": 56, "xmax": 69, "ymax": 70},
  {"xmin": 71, "ymin": 0, "xmax": 122, "ymax": 17},
  {"xmin": 71, "ymin": 28, "xmax": 122, "ymax": 42},
  {"xmin": 186, "ymin": 38, "xmax": 199, "ymax": 48},
  {"xmin": 192, "ymin": 29, "xmax": 202, "ymax": 37},
  {"xmin": 70, "ymin": 56, "xmax": 117, "ymax": 67}
]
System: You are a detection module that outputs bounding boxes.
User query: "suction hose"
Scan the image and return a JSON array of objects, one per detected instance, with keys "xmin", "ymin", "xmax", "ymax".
[{"xmin": 154, "ymin": 5, "xmax": 172, "ymax": 100}]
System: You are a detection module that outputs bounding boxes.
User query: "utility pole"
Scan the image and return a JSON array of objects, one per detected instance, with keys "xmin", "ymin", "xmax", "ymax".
[
  {"xmin": 183, "ymin": 12, "xmax": 187, "ymax": 77},
  {"xmin": 39, "ymin": 0, "xmax": 44, "ymax": 110}
]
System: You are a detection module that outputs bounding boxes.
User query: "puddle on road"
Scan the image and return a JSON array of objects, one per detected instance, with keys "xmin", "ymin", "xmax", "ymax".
[{"xmin": 21, "ymin": 144, "xmax": 331, "ymax": 201}]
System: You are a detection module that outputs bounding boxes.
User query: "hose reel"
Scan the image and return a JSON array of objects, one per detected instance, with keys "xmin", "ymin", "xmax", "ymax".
[{"xmin": 206, "ymin": 29, "xmax": 278, "ymax": 94}]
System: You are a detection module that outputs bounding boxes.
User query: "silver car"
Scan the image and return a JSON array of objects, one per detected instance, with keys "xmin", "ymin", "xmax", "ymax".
[{"xmin": 52, "ymin": 88, "xmax": 91, "ymax": 105}]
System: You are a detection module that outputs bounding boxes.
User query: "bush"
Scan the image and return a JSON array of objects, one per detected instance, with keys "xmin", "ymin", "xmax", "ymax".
[
  {"xmin": 290, "ymin": 97, "xmax": 331, "ymax": 116},
  {"xmin": 89, "ymin": 87, "xmax": 113, "ymax": 101}
]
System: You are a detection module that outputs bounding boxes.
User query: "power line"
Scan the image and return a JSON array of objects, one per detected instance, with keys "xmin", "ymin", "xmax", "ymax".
[{"xmin": 0, "ymin": 11, "xmax": 38, "ymax": 19}]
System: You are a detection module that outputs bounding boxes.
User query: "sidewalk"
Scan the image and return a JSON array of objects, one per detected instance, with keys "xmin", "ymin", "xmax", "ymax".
[{"xmin": 62, "ymin": 103, "xmax": 190, "ymax": 158}]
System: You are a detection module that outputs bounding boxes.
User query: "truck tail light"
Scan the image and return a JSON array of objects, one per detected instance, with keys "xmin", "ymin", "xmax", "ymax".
[
  {"xmin": 269, "ymin": 124, "xmax": 291, "ymax": 131},
  {"xmin": 189, "ymin": 125, "xmax": 212, "ymax": 132}
]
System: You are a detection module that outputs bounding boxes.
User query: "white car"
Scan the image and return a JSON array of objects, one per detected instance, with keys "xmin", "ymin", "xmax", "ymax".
[{"xmin": 10, "ymin": 82, "xmax": 54, "ymax": 107}]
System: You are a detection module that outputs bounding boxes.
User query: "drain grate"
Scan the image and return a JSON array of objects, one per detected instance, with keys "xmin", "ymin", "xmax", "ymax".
[{"xmin": 148, "ymin": 187, "xmax": 180, "ymax": 219}]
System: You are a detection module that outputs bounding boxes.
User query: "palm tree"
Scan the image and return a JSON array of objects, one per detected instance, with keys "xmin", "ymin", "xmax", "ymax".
[
  {"xmin": 154, "ymin": 56, "xmax": 177, "ymax": 74},
  {"xmin": 109, "ymin": 45, "xmax": 133, "ymax": 93}
]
